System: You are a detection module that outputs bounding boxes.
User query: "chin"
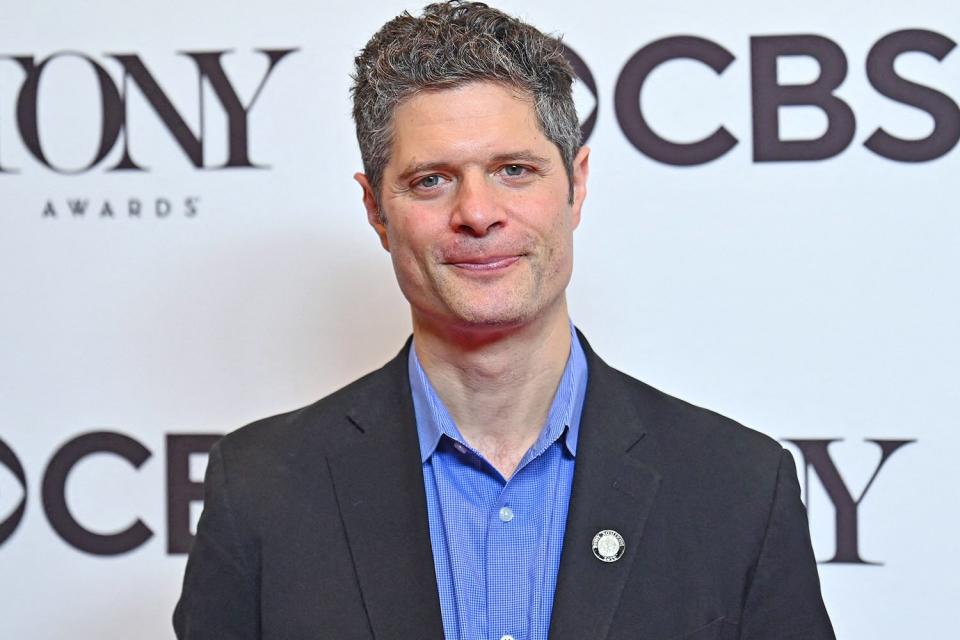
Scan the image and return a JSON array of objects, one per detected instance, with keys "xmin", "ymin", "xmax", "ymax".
[{"xmin": 445, "ymin": 299, "xmax": 540, "ymax": 329}]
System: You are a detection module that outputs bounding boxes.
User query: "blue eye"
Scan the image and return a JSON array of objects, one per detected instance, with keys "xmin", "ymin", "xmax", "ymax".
[
  {"xmin": 503, "ymin": 165, "xmax": 525, "ymax": 176},
  {"xmin": 418, "ymin": 175, "xmax": 442, "ymax": 188}
]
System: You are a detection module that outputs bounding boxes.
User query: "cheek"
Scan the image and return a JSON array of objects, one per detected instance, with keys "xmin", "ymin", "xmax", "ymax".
[
  {"xmin": 508, "ymin": 192, "xmax": 563, "ymax": 231},
  {"xmin": 542, "ymin": 208, "xmax": 576, "ymax": 273},
  {"xmin": 384, "ymin": 219, "xmax": 420, "ymax": 256},
  {"xmin": 532, "ymin": 199, "xmax": 575, "ymax": 245},
  {"xmin": 385, "ymin": 223, "xmax": 433, "ymax": 279}
]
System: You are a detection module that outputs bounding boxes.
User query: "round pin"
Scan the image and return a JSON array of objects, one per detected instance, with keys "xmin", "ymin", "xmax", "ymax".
[{"xmin": 592, "ymin": 529, "xmax": 625, "ymax": 562}]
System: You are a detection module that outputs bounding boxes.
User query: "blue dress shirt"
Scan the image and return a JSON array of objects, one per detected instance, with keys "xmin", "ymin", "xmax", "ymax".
[{"xmin": 408, "ymin": 326, "xmax": 588, "ymax": 640}]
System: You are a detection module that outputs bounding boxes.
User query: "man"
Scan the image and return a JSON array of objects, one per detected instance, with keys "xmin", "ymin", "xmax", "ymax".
[{"xmin": 174, "ymin": 2, "xmax": 835, "ymax": 639}]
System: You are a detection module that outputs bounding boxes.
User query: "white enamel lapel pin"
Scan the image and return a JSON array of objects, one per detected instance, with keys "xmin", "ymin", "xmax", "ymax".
[{"xmin": 592, "ymin": 529, "xmax": 625, "ymax": 562}]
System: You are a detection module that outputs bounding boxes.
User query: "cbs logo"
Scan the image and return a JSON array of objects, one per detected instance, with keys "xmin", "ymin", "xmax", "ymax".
[{"xmin": 0, "ymin": 432, "xmax": 219, "ymax": 555}]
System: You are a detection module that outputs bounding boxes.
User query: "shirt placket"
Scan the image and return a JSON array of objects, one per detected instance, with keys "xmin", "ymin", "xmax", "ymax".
[{"xmin": 486, "ymin": 473, "xmax": 526, "ymax": 640}]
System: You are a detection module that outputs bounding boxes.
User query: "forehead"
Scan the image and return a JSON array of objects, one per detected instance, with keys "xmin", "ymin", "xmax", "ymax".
[{"xmin": 387, "ymin": 81, "xmax": 553, "ymax": 166}]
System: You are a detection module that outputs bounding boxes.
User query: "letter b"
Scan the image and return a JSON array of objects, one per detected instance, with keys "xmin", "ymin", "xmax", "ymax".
[{"xmin": 751, "ymin": 35, "xmax": 856, "ymax": 161}]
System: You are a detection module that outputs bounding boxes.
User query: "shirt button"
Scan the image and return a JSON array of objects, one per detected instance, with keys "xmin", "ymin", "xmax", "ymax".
[
  {"xmin": 500, "ymin": 635, "xmax": 515, "ymax": 640},
  {"xmin": 453, "ymin": 442, "xmax": 466, "ymax": 454},
  {"xmin": 499, "ymin": 506, "xmax": 514, "ymax": 522}
]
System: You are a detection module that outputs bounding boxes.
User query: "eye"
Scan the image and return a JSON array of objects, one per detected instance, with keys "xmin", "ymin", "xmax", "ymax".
[
  {"xmin": 502, "ymin": 164, "xmax": 527, "ymax": 177},
  {"xmin": 415, "ymin": 174, "xmax": 445, "ymax": 189}
]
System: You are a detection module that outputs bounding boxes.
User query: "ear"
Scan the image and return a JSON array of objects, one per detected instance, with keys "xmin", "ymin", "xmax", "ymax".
[
  {"xmin": 354, "ymin": 172, "xmax": 390, "ymax": 251},
  {"xmin": 570, "ymin": 145, "xmax": 590, "ymax": 229}
]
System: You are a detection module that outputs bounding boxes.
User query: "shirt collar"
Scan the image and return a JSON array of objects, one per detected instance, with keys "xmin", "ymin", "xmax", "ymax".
[{"xmin": 409, "ymin": 321, "xmax": 588, "ymax": 464}]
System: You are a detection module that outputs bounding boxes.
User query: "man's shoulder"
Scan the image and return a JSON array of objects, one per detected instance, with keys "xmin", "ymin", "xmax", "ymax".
[
  {"xmin": 585, "ymin": 346, "xmax": 786, "ymax": 481},
  {"xmin": 591, "ymin": 357, "xmax": 792, "ymax": 523},
  {"xmin": 621, "ymin": 365, "xmax": 781, "ymax": 457}
]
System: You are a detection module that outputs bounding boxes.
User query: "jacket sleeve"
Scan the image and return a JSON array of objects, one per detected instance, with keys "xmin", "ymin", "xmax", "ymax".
[
  {"xmin": 739, "ymin": 449, "xmax": 836, "ymax": 640},
  {"xmin": 173, "ymin": 440, "xmax": 260, "ymax": 639}
]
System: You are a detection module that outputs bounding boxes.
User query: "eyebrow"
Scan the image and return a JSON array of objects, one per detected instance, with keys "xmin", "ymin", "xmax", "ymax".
[{"xmin": 395, "ymin": 150, "xmax": 553, "ymax": 182}]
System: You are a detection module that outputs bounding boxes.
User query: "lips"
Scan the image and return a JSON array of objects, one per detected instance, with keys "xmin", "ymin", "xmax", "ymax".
[{"xmin": 447, "ymin": 255, "xmax": 521, "ymax": 271}]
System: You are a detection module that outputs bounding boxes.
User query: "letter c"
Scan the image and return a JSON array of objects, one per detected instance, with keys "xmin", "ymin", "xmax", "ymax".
[
  {"xmin": 42, "ymin": 431, "xmax": 153, "ymax": 555},
  {"xmin": 614, "ymin": 36, "xmax": 738, "ymax": 165}
]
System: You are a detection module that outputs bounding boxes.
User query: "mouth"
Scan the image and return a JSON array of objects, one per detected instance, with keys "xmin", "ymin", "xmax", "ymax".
[{"xmin": 447, "ymin": 255, "xmax": 521, "ymax": 272}]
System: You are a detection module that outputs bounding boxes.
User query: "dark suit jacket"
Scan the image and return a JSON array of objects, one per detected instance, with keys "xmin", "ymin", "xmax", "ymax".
[{"xmin": 174, "ymin": 334, "xmax": 835, "ymax": 640}]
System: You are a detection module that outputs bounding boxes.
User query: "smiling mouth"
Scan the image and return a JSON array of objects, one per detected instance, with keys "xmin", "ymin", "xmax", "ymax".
[{"xmin": 448, "ymin": 255, "xmax": 521, "ymax": 271}]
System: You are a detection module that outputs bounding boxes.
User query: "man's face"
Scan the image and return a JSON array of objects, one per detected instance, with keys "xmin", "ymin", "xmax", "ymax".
[{"xmin": 356, "ymin": 81, "xmax": 589, "ymax": 333}]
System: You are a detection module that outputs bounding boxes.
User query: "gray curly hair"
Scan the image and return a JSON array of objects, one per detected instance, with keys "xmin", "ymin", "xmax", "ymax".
[{"xmin": 351, "ymin": 1, "xmax": 581, "ymax": 204}]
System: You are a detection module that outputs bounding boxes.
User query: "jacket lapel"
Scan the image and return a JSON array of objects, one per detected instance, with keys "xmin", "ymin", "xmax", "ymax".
[
  {"xmin": 549, "ymin": 334, "xmax": 662, "ymax": 640},
  {"xmin": 326, "ymin": 343, "xmax": 446, "ymax": 640}
]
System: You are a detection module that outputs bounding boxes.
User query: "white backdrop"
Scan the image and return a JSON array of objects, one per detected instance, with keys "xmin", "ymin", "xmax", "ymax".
[{"xmin": 1, "ymin": 1, "xmax": 958, "ymax": 638}]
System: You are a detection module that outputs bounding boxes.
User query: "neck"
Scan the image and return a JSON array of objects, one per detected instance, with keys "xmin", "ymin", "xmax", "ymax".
[{"xmin": 412, "ymin": 301, "xmax": 572, "ymax": 478}]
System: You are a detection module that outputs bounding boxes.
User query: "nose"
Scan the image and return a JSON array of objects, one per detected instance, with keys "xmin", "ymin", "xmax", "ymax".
[{"xmin": 449, "ymin": 171, "xmax": 505, "ymax": 237}]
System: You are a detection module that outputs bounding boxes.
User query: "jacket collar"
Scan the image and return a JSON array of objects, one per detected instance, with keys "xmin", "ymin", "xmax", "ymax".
[
  {"xmin": 326, "ymin": 338, "xmax": 446, "ymax": 640},
  {"xmin": 326, "ymin": 331, "xmax": 662, "ymax": 640}
]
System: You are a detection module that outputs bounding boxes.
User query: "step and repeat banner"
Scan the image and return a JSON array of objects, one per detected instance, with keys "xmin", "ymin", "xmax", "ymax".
[{"xmin": 1, "ymin": 0, "xmax": 957, "ymax": 638}]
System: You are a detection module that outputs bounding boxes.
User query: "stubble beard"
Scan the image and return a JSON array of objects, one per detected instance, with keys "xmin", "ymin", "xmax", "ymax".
[
  {"xmin": 437, "ymin": 265, "xmax": 543, "ymax": 327},
  {"xmin": 428, "ymin": 243, "xmax": 570, "ymax": 330}
]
